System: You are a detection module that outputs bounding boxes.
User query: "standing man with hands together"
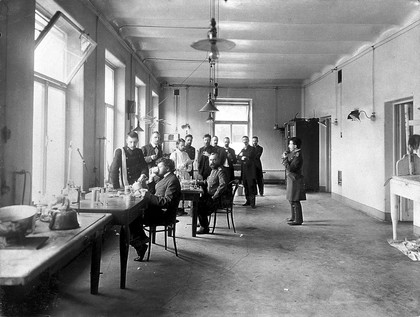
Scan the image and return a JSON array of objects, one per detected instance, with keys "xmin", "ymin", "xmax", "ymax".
[
  {"xmin": 282, "ymin": 137, "xmax": 305, "ymax": 226},
  {"xmin": 197, "ymin": 134, "xmax": 215, "ymax": 180},
  {"xmin": 238, "ymin": 136, "xmax": 257, "ymax": 208}
]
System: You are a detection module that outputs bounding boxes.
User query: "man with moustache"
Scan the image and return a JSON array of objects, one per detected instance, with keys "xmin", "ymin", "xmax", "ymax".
[
  {"xmin": 109, "ymin": 131, "xmax": 149, "ymax": 189},
  {"xmin": 129, "ymin": 157, "xmax": 181, "ymax": 261},
  {"xmin": 195, "ymin": 152, "xmax": 228, "ymax": 234},
  {"xmin": 141, "ymin": 131, "xmax": 163, "ymax": 193},
  {"xmin": 223, "ymin": 136, "xmax": 237, "ymax": 183},
  {"xmin": 197, "ymin": 134, "xmax": 215, "ymax": 180},
  {"xmin": 184, "ymin": 134, "xmax": 196, "ymax": 179},
  {"xmin": 238, "ymin": 136, "xmax": 257, "ymax": 208}
]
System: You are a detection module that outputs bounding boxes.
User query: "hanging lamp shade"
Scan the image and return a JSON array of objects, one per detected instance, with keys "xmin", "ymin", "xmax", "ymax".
[
  {"xmin": 132, "ymin": 122, "xmax": 144, "ymax": 132},
  {"xmin": 191, "ymin": 18, "xmax": 235, "ymax": 57},
  {"xmin": 199, "ymin": 93, "xmax": 219, "ymax": 112},
  {"xmin": 206, "ymin": 112, "xmax": 214, "ymax": 123},
  {"xmin": 347, "ymin": 110, "xmax": 361, "ymax": 121}
]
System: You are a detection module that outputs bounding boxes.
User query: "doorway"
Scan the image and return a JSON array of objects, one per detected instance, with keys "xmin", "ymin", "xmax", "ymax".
[
  {"xmin": 319, "ymin": 117, "xmax": 331, "ymax": 192},
  {"xmin": 393, "ymin": 101, "xmax": 414, "ymax": 221}
]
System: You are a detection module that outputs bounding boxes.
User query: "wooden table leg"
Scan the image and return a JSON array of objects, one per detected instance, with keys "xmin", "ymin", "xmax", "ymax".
[
  {"xmin": 119, "ymin": 225, "xmax": 130, "ymax": 289},
  {"xmin": 90, "ymin": 231, "xmax": 102, "ymax": 295},
  {"xmin": 192, "ymin": 199, "xmax": 198, "ymax": 237},
  {"xmin": 390, "ymin": 192, "xmax": 399, "ymax": 240}
]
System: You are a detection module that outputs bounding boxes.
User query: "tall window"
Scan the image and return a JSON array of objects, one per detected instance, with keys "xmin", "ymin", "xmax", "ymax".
[
  {"xmin": 135, "ymin": 77, "xmax": 146, "ymax": 145},
  {"xmin": 33, "ymin": 80, "xmax": 66, "ymax": 195},
  {"xmin": 32, "ymin": 9, "xmax": 95, "ymax": 196},
  {"xmin": 214, "ymin": 99, "xmax": 250, "ymax": 153},
  {"xmin": 104, "ymin": 63, "xmax": 115, "ymax": 182}
]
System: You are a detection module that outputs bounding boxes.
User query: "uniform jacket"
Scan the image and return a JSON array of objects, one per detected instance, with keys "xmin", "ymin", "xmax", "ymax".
[
  {"xmin": 141, "ymin": 143, "xmax": 163, "ymax": 169},
  {"xmin": 204, "ymin": 167, "xmax": 228, "ymax": 200},
  {"xmin": 282, "ymin": 149, "xmax": 306, "ymax": 201},
  {"xmin": 109, "ymin": 147, "xmax": 148, "ymax": 189}
]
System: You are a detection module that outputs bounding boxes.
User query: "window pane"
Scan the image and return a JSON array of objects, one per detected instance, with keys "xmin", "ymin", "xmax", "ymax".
[
  {"xmin": 105, "ymin": 65, "xmax": 114, "ymax": 105},
  {"xmin": 214, "ymin": 124, "xmax": 231, "ymax": 141},
  {"xmin": 35, "ymin": 12, "xmax": 96, "ymax": 84},
  {"xmin": 45, "ymin": 87, "xmax": 66, "ymax": 195},
  {"xmin": 214, "ymin": 105, "xmax": 248, "ymax": 121},
  {"xmin": 105, "ymin": 106, "xmax": 114, "ymax": 183},
  {"xmin": 32, "ymin": 81, "xmax": 45, "ymax": 195},
  {"xmin": 35, "ymin": 24, "xmax": 66, "ymax": 82},
  {"xmin": 231, "ymin": 124, "xmax": 248, "ymax": 153}
]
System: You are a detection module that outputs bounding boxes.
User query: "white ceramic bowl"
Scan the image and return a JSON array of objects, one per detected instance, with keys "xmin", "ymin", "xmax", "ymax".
[{"xmin": 0, "ymin": 205, "xmax": 37, "ymax": 238}]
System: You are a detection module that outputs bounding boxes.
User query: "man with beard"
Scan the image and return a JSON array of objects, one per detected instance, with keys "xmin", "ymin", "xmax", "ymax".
[
  {"xmin": 211, "ymin": 135, "xmax": 227, "ymax": 168},
  {"xmin": 223, "ymin": 136, "xmax": 237, "ymax": 183},
  {"xmin": 196, "ymin": 152, "xmax": 228, "ymax": 234},
  {"xmin": 184, "ymin": 134, "xmax": 196, "ymax": 179},
  {"xmin": 129, "ymin": 157, "xmax": 181, "ymax": 261},
  {"xmin": 197, "ymin": 134, "xmax": 214, "ymax": 180},
  {"xmin": 238, "ymin": 136, "xmax": 257, "ymax": 208},
  {"xmin": 141, "ymin": 131, "xmax": 163, "ymax": 193}
]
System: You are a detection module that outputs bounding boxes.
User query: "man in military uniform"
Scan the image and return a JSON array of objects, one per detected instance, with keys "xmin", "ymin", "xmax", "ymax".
[
  {"xmin": 109, "ymin": 131, "xmax": 148, "ymax": 189},
  {"xmin": 196, "ymin": 152, "xmax": 228, "ymax": 234}
]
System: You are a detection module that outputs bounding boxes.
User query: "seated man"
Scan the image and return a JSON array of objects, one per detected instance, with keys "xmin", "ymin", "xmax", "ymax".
[
  {"xmin": 196, "ymin": 152, "xmax": 228, "ymax": 234},
  {"xmin": 129, "ymin": 157, "xmax": 181, "ymax": 261}
]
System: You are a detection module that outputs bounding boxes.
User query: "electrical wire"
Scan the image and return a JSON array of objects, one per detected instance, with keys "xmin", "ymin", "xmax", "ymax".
[{"xmin": 180, "ymin": 57, "xmax": 208, "ymax": 85}]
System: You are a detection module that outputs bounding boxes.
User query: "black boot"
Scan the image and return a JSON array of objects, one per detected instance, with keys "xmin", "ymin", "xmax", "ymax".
[
  {"xmin": 287, "ymin": 203, "xmax": 295, "ymax": 222},
  {"xmin": 288, "ymin": 201, "xmax": 303, "ymax": 225},
  {"xmin": 250, "ymin": 195, "xmax": 256, "ymax": 208}
]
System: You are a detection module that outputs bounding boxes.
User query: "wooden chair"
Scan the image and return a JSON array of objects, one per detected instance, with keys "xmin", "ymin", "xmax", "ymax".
[
  {"xmin": 211, "ymin": 179, "xmax": 239, "ymax": 234},
  {"xmin": 143, "ymin": 218, "xmax": 179, "ymax": 261}
]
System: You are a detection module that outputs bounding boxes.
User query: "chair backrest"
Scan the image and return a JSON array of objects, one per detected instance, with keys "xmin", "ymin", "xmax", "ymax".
[{"xmin": 220, "ymin": 179, "xmax": 239, "ymax": 208}]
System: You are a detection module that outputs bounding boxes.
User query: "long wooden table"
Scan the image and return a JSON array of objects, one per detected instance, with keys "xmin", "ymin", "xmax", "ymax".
[
  {"xmin": 181, "ymin": 188, "xmax": 203, "ymax": 237},
  {"xmin": 390, "ymin": 175, "xmax": 420, "ymax": 240},
  {"xmin": 0, "ymin": 213, "xmax": 112, "ymax": 295},
  {"xmin": 77, "ymin": 195, "xmax": 145, "ymax": 289}
]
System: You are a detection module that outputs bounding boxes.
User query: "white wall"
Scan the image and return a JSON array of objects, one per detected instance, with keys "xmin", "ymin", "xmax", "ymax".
[{"xmin": 304, "ymin": 24, "xmax": 420, "ymax": 219}]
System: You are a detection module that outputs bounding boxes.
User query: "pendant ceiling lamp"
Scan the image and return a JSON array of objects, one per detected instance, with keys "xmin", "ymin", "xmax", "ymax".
[
  {"xmin": 191, "ymin": 0, "xmax": 235, "ymax": 63},
  {"xmin": 132, "ymin": 122, "xmax": 144, "ymax": 133},
  {"xmin": 200, "ymin": 93, "xmax": 219, "ymax": 112}
]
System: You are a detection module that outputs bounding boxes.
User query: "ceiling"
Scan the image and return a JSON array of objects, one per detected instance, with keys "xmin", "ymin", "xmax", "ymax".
[{"xmin": 86, "ymin": 0, "xmax": 420, "ymax": 88}]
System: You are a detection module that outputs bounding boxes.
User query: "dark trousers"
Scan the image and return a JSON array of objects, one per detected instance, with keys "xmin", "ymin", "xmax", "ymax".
[
  {"xmin": 256, "ymin": 168, "xmax": 264, "ymax": 195},
  {"xmin": 243, "ymin": 178, "xmax": 257, "ymax": 207},
  {"xmin": 197, "ymin": 193, "xmax": 219, "ymax": 229},
  {"xmin": 129, "ymin": 206, "xmax": 172, "ymax": 242},
  {"xmin": 289, "ymin": 201, "xmax": 303, "ymax": 224}
]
